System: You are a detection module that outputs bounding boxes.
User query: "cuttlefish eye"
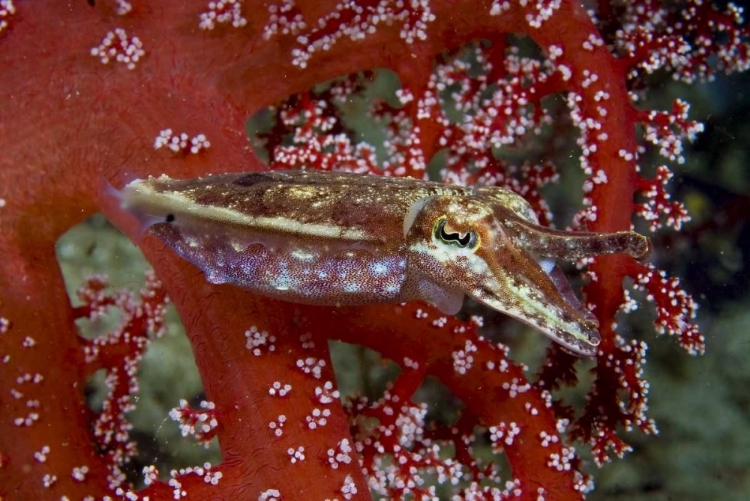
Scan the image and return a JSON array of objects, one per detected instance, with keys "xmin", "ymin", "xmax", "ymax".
[{"xmin": 434, "ymin": 218, "xmax": 479, "ymax": 249}]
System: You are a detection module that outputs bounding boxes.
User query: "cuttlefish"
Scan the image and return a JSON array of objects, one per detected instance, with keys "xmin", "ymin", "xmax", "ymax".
[{"xmin": 114, "ymin": 169, "xmax": 649, "ymax": 356}]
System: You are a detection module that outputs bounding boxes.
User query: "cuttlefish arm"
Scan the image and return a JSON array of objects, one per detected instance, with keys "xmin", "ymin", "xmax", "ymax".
[{"xmin": 402, "ymin": 194, "xmax": 649, "ymax": 356}]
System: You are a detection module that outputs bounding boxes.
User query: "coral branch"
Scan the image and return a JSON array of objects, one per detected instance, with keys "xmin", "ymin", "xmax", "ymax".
[
  {"xmin": 626, "ymin": 262, "xmax": 705, "ymax": 355},
  {"xmin": 615, "ymin": 0, "xmax": 750, "ymax": 84},
  {"xmin": 574, "ymin": 336, "xmax": 656, "ymax": 466},
  {"xmin": 77, "ymin": 272, "xmax": 168, "ymax": 487},
  {"xmin": 639, "ymin": 99, "xmax": 704, "ymax": 165},
  {"xmin": 634, "ymin": 165, "xmax": 691, "ymax": 232}
]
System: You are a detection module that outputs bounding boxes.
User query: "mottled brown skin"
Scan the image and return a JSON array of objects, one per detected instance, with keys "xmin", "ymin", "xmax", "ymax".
[
  {"xmin": 118, "ymin": 169, "xmax": 650, "ymax": 355},
  {"xmin": 143, "ymin": 170, "xmax": 474, "ymax": 245}
]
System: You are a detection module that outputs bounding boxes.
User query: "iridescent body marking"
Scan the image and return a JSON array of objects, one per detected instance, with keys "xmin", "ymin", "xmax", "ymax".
[{"xmin": 116, "ymin": 170, "xmax": 650, "ymax": 356}]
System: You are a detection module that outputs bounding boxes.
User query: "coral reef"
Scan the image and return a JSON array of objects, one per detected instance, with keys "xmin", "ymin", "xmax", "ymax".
[{"xmin": 1, "ymin": 1, "xmax": 747, "ymax": 500}]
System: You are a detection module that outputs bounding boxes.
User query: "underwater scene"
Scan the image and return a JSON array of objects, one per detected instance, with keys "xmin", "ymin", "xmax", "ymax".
[{"xmin": 1, "ymin": 1, "xmax": 749, "ymax": 500}]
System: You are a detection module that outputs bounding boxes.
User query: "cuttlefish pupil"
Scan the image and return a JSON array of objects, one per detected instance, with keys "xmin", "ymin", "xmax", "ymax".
[
  {"xmin": 113, "ymin": 169, "xmax": 650, "ymax": 357},
  {"xmin": 435, "ymin": 219, "xmax": 477, "ymax": 249}
]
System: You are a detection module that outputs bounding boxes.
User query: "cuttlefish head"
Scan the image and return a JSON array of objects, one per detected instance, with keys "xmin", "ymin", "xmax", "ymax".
[{"xmin": 402, "ymin": 194, "xmax": 649, "ymax": 356}]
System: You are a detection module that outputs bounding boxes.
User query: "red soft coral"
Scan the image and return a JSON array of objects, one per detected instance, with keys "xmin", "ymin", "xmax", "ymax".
[{"xmin": 1, "ymin": 1, "xmax": 743, "ymax": 500}]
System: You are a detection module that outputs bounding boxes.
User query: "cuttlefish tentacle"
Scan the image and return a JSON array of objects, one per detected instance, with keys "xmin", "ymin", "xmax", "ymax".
[
  {"xmin": 475, "ymin": 186, "xmax": 651, "ymax": 261},
  {"xmin": 501, "ymin": 214, "xmax": 651, "ymax": 261},
  {"xmin": 115, "ymin": 170, "xmax": 651, "ymax": 357}
]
